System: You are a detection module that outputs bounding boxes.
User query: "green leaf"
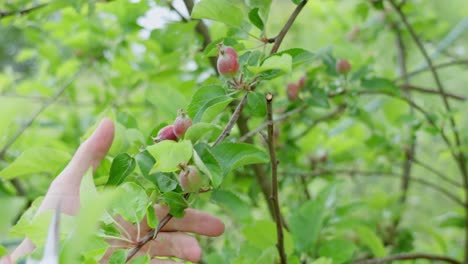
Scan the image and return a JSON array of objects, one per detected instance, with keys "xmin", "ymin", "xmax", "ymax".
[
  {"xmin": 361, "ymin": 77, "xmax": 400, "ymax": 95},
  {"xmin": 319, "ymin": 239, "xmax": 356, "ymax": 264},
  {"xmin": 109, "ymin": 249, "xmax": 127, "ymax": 264},
  {"xmin": 60, "ymin": 187, "xmax": 116, "ymax": 264},
  {"xmin": 147, "ymin": 140, "xmax": 193, "ymax": 173},
  {"xmin": 355, "ymin": 225, "xmax": 386, "ymax": 257},
  {"xmin": 194, "ymin": 143, "xmax": 224, "ymax": 187},
  {"xmin": 184, "ymin": 122, "xmax": 219, "ymax": 143},
  {"xmin": 210, "ymin": 189, "xmax": 251, "ymax": 220},
  {"xmin": 135, "ymin": 150, "xmax": 156, "ymax": 177},
  {"xmin": 211, "ymin": 142, "xmax": 269, "ymax": 176},
  {"xmin": 112, "ymin": 183, "xmax": 148, "ymax": 224},
  {"xmin": 10, "ymin": 210, "xmax": 74, "ymax": 248},
  {"xmin": 107, "ymin": 153, "xmax": 136, "ymax": 186},
  {"xmin": 306, "ymin": 88, "xmax": 330, "ymax": 108},
  {"xmin": 188, "ymin": 85, "xmax": 234, "ymax": 123},
  {"xmin": 191, "ymin": 0, "xmax": 244, "ymax": 27},
  {"xmin": 248, "ymin": 54, "xmax": 292, "ymax": 74},
  {"xmin": 248, "ymin": 0, "xmax": 272, "ymax": 20},
  {"xmin": 161, "ymin": 192, "xmax": 188, "ymax": 218},
  {"xmin": 146, "ymin": 205, "xmax": 159, "ymax": 229},
  {"xmin": 154, "ymin": 172, "xmax": 178, "ymax": 192},
  {"xmin": 248, "ymin": 8, "xmax": 264, "ymax": 30},
  {"xmin": 244, "ymin": 91, "xmax": 267, "ymax": 117},
  {"xmin": 129, "ymin": 254, "xmax": 150, "ymax": 264},
  {"xmin": 242, "ymin": 220, "xmax": 294, "ymax": 254},
  {"xmin": 0, "ymin": 245, "xmax": 7, "ymax": 258},
  {"xmin": 276, "ymin": 48, "xmax": 316, "ymax": 67},
  {"xmin": 0, "ymin": 147, "xmax": 71, "ymax": 179},
  {"xmin": 289, "ymin": 200, "xmax": 325, "ymax": 252}
]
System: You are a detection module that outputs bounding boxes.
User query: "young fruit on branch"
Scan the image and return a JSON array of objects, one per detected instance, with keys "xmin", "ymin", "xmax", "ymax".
[
  {"xmin": 155, "ymin": 125, "xmax": 178, "ymax": 142},
  {"xmin": 179, "ymin": 165, "xmax": 203, "ymax": 192},
  {"xmin": 217, "ymin": 45, "xmax": 239, "ymax": 77},
  {"xmin": 173, "ymin": 110, "xmax": 192, "ymax": 139},
  {"xmin": 336, "ymin": 58, "xmax": 352, "ymax": 74},
  {"xmin": 287, "ymin": 83, "xmax": 300, "ymax": 101}
]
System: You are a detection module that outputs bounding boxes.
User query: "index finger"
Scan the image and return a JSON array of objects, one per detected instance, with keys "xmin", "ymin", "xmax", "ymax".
[{"xmin": 150, "ymin": 205, "xmax": 225, "ymax": 237}]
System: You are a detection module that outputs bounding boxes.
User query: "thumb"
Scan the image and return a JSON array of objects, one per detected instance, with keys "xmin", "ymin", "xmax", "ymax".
[{"xmin": 53, "ymin": 118, "xmax": 115, "ymax": 190}]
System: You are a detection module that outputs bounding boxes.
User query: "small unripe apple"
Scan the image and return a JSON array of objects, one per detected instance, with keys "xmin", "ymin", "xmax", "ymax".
[
  {"xmin": 287, "ymin": 83, "xmax": 299, "ymax": 101},
  {"xmin": 156, "ymin": 125, "xmax": 178, "ymax": 142},
  {"xmin": 179, "ymin": 165, "xmax": 202, "ymax": 192},
  {"xmin": 217, "ymin": 45, "xmax": 239, "ymax": 77},
  {"xmin": 173, "ymin": 111, "xmax": 192, "ymax": 138},
  {"xmin": 336, "ymin": 59, "xmax": 352, "ymax": 74}
]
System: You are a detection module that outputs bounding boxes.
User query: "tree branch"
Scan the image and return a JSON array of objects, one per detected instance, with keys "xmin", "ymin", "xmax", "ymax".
[
  {"xmin": 289, "ymin": 169, "xmax": 465, "ymax": 206},
  {"xmin": 399, "ymin": 84, "xmax": 466, "ymax": 101},
  {"xmin": 388, "ymin": 3, "xmax": 468, "ymax": 260},
  {"xmin": 126, "ymin": 193, "xmax": 190, "ymax": 262},
  {"xmin": 239, "ymin": 104, "xmax": 307, "ymax": 142},
  {"xmin": 0, "ymin": 70, "xmax": 82, "ymax": 159},
  {"xmin": 395, "ymin": 59, "xmax": 468, "ymax": 81},
  {"xmin": 270, "ymin": 0, "xmax": 308, "ymax": 54},
  {"xmin": 212, "ymin": 92, "xmax": 249, "ymax": 147},
  {"xmin": 0, "ymin": 3, "xmax": 48, "ymax": 19},
  {"xmin": 353, "ymin": 253, "xmax": 461, "ymax": 264},
  {"xmin": 266, "ymin": 94, "xmax": 287, "ymax": 264},
  {"xmin": 182, "ymin": 0, "xmax": 217, "ymax": 70},
  {"xmin": 391, "ymin": 22, "xmax": 415, "ymax": 242},
  {"xmin": 412, "ymin": 158, "xmax": 463, "ymax": 188},
  {"xmin": 291, "ymin": 105, "xmax": 347, "ymax": 140}
]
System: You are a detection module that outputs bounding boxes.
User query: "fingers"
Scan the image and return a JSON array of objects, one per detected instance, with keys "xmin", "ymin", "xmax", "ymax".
[
  {"xmin": 137, "ymin": 232, "xmax": 201, "ymax": 263},
  {"xmin": 0, "ymin": 256, "xmax": 12, "ymax": 264},
  {"xmin": 117, "ymin": 206, "xmax": 224, "ymax": 238},
  {"xmin": 38, "ymin": 118, "xmax": 114, "ymax": 215},
  {"xmin": 151, "ymin": 259, "xmax": 183, "ymax": 264},
  {"xmin": 58, "ymin": 118, "xmax": 115, "ymax": 185},
  {"xmin": 143, "ymin": 206, "xmax": 225, "ymax": 237}
]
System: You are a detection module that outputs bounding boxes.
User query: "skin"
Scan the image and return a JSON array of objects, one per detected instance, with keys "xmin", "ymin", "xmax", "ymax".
[{"xmin": 1, "ymin": 118, "xmax": 224, "ymax": 264}]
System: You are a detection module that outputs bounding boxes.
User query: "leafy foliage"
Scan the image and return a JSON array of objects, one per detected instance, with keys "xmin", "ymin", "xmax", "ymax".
[{"xmin": 0, "ymin": 0, "xmax": 467, "ymax": 263}]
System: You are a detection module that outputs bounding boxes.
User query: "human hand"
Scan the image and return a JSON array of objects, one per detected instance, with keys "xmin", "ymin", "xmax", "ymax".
[{"xmin": 5, "ymin": 118, "xmax": 224, "ymax": 263}]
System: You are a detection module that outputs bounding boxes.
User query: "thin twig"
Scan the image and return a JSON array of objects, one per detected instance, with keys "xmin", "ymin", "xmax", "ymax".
[
  {"xmin": 126, "ymin": 214, "xmax": 173, "ymax": 262},
  {"xmin": 270, "ymin": 0, "xmax": 308, "ymax": 54},
  {"xmin": 0, "ymin": 69, "xmax": 82, "ymax": 159},
  {"xmin": 212, "ymin": 92, "xmax": 249, "ymax": 147},
  {"xmin": 0, "ymin": 3, "xmax": 48, "ymax": 19},
  {"xmin": 389, "ymin": 4, "xmax": 468, "ymax": 260},
  {"xmin": 126, "ymin": 193, "xmax": 190, "ymax": 262},
  {"xmin": 395, "ymin": 59, "xmax": 468, "ymax": 81},
  {"xmin": 292, "ymin": 169, "xmax": 465, "ymax": 206},
  {"xmin": 388, "ymin": 0, "xmax": 463, "ymax": 170},
  {"xmin": 291, "ymin": 105, "xmax": 347, "ymax": 140},
  {"xmin": 182, "ymin": 0, "xmax": 217, "ymax": 70},
  {"xmin": 412, "ymin": 158, "xmax": 463, "ymax": 188},
  {"xmin": 265, "ymin": 93, "xmax": 287, "ymax": 264},
  {"xmin": 239, "ymin": 104, "xmax": 307, "ymax": 142},
  {"xmin": 353, "ymin": 90, "xmax": 453, "ymax": 150},
  {"xmin": 392, "ymin": 23, "xmax": 415, "ymax": 240},
  {"xmin": 353, "ymin": 253, "xmax": 461, "ymax": 264},
  {"xmin": 399, "ymin": 84, "xmax": 466, "ymax": 101}
]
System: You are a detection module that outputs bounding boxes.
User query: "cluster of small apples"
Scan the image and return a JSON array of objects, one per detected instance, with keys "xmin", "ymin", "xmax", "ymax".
[
  {"xmin": 154, "ymin": 110, "xmax": 202, "ymax": 192},
  {"xmin": 155, "ymin": 110, "xmax": 193, "ymax": 142},
  {"xmin": 286, "ymin": 75, "xmax": 306, "ymax": 101}
]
